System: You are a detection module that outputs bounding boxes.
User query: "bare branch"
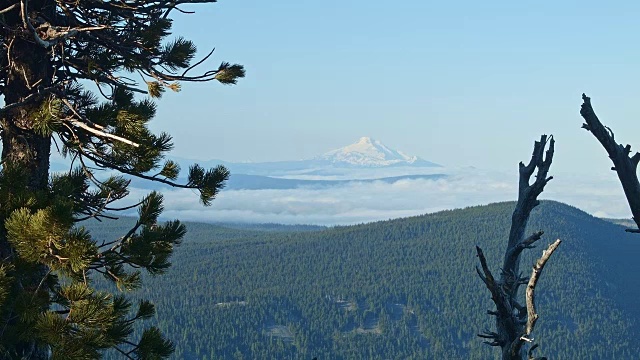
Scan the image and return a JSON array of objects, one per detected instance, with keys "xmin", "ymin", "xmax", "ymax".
[
  {"xmin": 509, "ymin": 240, "xmax": 562, "ymax": 358},
  {"xmin": 0, "ymin": 85, "xmax": 58, "ymax": 116},
  {"xmin": 580, "ymin": 94, "xmax": 640, "ymax": 232},
  {"xmin": 476, "ymin": 246, "xmax": 497, "ymax": 292},
  {"xmin": 78, "ymin": 150, "xmax": 206, "ymax": 191},
  {"xmin": 504, "ymin": 231, "xmax": 544, "ymax": 274},
  {"xmin": 0, "ymin": 3, "xmax": 17, "ymax": 14},
  {"xmin": 527, "ymin": 344, "xmax": 547, "ymax": 360},
  {"xmin": 505, "ymin": 136, "xmax": 554, "ymax": 279},
  {"xmin": 60, "ymin": 98, "xmax": 140, "ymax": 147},
  {"xmin": 476, "ymin": 246, "xmax": 512, "ymax": 329},
  {"xmin": 478, "ymin": 330, "xmax": 502, "ymax": 347},
  {"xmin": 478, "ymin": 135, "xmax": 557, "ymax": 360},
  {"xmin": 21, "ymin": 0, "xmax": 109, "ymax": 48},
  {"xmin": 181, "ymin": 48, "xmax": 216, "ymax": 77},
  {"xmin": 525, "ymin": 239, "xmax": 562, "ymax": 336},
  {"xmin": 66, "ymin": 119, "xmax": 139, "ymax": 147},
  {"xmin": 21, "ymin": 0, "xmax": 55, "ymax": 48}
]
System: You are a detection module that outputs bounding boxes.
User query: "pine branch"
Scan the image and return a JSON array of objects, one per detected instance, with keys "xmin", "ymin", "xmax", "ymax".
[{"xmin": 0, "ymin": 0, "xmax": 241, "ymax": 357}]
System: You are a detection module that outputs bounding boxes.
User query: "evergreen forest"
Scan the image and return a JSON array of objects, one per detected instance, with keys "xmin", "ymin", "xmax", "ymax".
[{"xmin": 89, "ymin": 201, "xmax": 640, "ymax": 359}]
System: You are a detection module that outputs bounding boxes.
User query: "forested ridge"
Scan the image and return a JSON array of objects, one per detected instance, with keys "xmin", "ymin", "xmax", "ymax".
[{"xmin": 90, "ymin": 201, "xmax": 640, "ymax": 359}]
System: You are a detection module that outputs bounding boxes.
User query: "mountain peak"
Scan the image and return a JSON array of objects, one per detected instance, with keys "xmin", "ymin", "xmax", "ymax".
[{"xmin": 317, "ymin": 137, "xmax": 439, "ymax": 167}]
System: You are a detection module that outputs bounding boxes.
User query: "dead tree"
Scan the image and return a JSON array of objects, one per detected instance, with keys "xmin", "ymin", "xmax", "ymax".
[
  {"xmin": 476, "ymin": 135, "xmax": 562, "ymax": 360},
  {"xmin": 580, "ymin": 94, "xmax": 640, "ymax": 233}
]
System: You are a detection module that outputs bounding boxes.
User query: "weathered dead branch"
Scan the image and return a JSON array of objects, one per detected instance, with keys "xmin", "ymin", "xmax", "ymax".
[
  {"xmin": 525, "ymin": 239, "xmax": 561, "ymax": 336},
  {"xmin": 477, "ymin": 135, "xmax": 561, "ymax": 360},
  {"xmin": 580, "ymin": 94, "xmax": 640, "ymax": 232}
]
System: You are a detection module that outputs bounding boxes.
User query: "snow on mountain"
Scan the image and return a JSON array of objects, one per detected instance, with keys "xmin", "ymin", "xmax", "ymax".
[
  {"xmin": 317, "ymin": 137, "xmax": 438, "ymax": 167},
  {"xmin": 166, "ymin": 137, "xmax": 440, "ymax": 179}
]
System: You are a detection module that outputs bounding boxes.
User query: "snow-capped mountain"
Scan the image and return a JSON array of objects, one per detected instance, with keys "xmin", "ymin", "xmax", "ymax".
[
  {"xmin": 165, "ymin": 137, "xmax": 440, "ymax": 179},
  {"xmin": 118, "ymin": 137, "xmax": 445, "ymax": 193},
  {"xmin": 317, "ymin": 137, "xmax": 438, "ymax": 167}
]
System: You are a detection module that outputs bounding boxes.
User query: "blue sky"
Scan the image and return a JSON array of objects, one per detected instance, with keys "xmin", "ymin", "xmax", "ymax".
[
  {"xmin": 0, "ymin": 1, "xmax": 636, "ymax": 223},
  {"xmin": 150, "ymin": 0, "xmax": 640, "ymax": 175},
  {"xmin": 40, "ymin": 1, "xmax": 640, "ymax": 224}
]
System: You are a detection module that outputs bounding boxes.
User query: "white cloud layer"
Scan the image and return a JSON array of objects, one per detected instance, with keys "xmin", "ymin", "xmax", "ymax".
[{"xmin": 125, "ymin": 168, "xmax": 633, "ymax": 226}]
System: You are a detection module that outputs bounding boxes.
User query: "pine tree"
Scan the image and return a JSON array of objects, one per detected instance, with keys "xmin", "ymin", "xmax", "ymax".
[{"xmin": 0, "ymin": 1, "xmax": 244, "ymax": 358}]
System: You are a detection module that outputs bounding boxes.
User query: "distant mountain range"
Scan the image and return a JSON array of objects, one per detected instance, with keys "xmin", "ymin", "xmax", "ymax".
[
  {"xmin": 316, "ymin": 137, "xmax": 438, "ymax": 167},
  {"xmin": 170, "ymin": 137, "xmax": 441, "ymax": 177},
  {"xmin": 122, "ymin": 137, "xmax": 443, "ymax": 190},
  {"xmin": 50, "ymin": 137, "xmax": 444, "ymax": 191}
]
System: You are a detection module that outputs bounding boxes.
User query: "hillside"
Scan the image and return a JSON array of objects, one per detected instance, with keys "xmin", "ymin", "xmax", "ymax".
[{"xmin": 90, "ymin": 201, "xmax": 640, "ymax": 359}]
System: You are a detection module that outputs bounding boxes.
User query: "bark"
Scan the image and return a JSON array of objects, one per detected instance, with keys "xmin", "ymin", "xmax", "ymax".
[
  {"xmin": 525, "ymin": 239, "xmax": 562, "ymax": 336},
  {"xmin": 476, "ymin": 135, "xmax": 559, "ymax": 360},
  {"xmin": 580, "ymin": 94, "xmax": 640, "ymax": 233},
  {"xmin": 0, "ymin": 0, "xmax": 55, "ymax": 248},
  {"xmin": 0, "ymin": 32, "xmax": 52, "ymax": 255},
  {"xmin": 505, "ymin": 137, "xmax": 554, "ymax": 280},
  {"xmin": 0, "ymin": 2, "xmax": 54, "ymax": 357}
]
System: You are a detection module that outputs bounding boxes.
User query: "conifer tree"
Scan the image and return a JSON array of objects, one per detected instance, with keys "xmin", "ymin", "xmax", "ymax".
[{"xmin": 0, "ymin": 1, "xmax": 244, "ymax": 358}]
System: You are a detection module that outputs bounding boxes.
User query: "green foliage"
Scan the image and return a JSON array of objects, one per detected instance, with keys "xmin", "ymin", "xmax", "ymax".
[
  {"xmin": 159, "ymin": 160, "xmax": 180, "ymax": 181},
  {"xmin": 215, "ymin": 62, "xmax": 247, "ymax": 85},
  {"xmin": 145, "ymin": 82, "xmax": 166, "ymax": 99},
  {"xmin": 0, "ymin": 163, "xmax": 190, "ymax": 358},
  {"xmin": 187, "ymin": 164, "xmax": 230, "ymax": 205},
  {"xmin": 32, "ymin": 99, "xmax": 64, "ymax": 136},
  {"xmin": 161, "ymin": 37, "xmax": 198, "ymax": 71},
  {"xmin": 0, "ymin": 264, "xmax": 11, "ymax": 306},
  {"xmin": 94, "ymin": 201, "xmax": 640, "ymax": 359},
  {"xmin": 0, "ymin": 1, "xmax": 243, "ymax": 359},
  {"xmin": 134, "ymin": 327, "xmax": 176, "ymax": 359}
]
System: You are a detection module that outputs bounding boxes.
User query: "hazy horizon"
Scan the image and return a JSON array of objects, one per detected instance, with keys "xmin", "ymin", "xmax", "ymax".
[
  {"xmin": 150, "ymin": 1, "xmax": 640, "ymax": 173},
  {"xmin": 43, "ymin": 1, "xmax": 640, "ymax": 225},
  {"xmin": 48, "ymin": 134, "xmax": 635, "ymax": 225}
]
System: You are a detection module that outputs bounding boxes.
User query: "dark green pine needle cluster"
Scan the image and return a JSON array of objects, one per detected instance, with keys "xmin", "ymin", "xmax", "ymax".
[
  {"xmin": 0, "ymin": 0, "xmax": 244, "ymax": 359},
  {"xmin": 0, "ymin": 164, "xmax": 182, "ymax": 359}
]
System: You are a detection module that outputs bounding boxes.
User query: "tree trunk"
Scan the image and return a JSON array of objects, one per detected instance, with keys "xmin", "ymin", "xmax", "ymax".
[
  {"xmin": 0, "ymin": 18, "xmax": 53, "ymax": 251},
  {"xmin": 580, "ymin": 94, "xmax": 640, "ymax": 233},
  {"xmin": 477, "ymin": 135, "xmax": 557, "ymax": 360},
  {"xmin": 0, "ymin": 4, "xmax": 53, "ymax": 357}
]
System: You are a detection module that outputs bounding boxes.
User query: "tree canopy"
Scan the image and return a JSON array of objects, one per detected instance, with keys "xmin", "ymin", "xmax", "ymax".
[
  {"xmin": 84, "ymin": 201, "xmax": 640, "ymax": 360},
  {"xmin": 0, "ymin": 0, "xmax": 243, "ymax": 358}
]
